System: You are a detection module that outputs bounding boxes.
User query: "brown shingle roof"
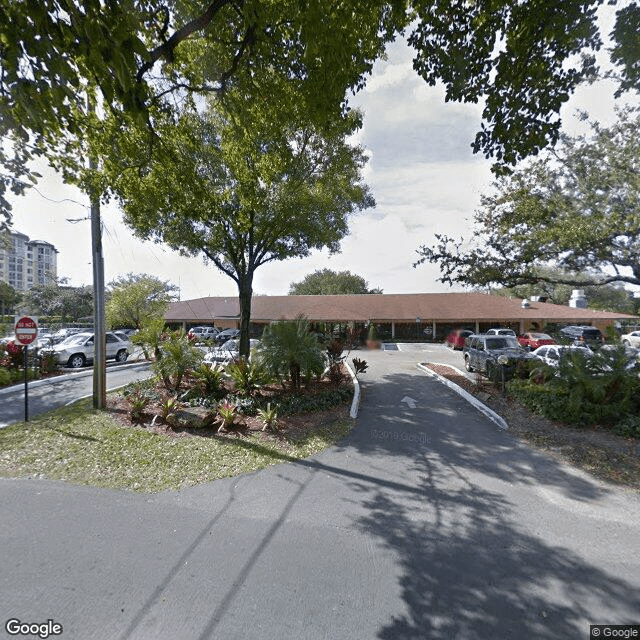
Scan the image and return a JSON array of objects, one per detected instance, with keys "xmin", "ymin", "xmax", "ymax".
[{"xmin": 166, "ymin": 293, "xmax": 637, "ymax": 323}]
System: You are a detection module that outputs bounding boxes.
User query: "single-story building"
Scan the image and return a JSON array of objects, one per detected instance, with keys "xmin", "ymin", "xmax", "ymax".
[{"xmin": 166, "ymin": 292, "xmax": 638, "ymax": 341}]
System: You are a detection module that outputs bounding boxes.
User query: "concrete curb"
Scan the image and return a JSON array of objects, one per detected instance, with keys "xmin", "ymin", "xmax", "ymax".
[
  {"xmin": 344, "ymin": 361, "xmax": 361, "ymax": 419},
  {"xmin": 416, "ymin": 362, "xmax": 508, "ymax": 431},
  {"xmin": 0, "ymin": 360, "xmax": 151, "ymax": 397}
]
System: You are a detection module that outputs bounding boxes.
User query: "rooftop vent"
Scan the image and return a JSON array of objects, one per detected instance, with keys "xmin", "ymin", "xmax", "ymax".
[
  {"xmin": 569, "ymin": 289, "xmax": 587, "ymax": 309},
  {"xmin": 521, "ymin": 299, "xmax": 530, "ymax": 308}
]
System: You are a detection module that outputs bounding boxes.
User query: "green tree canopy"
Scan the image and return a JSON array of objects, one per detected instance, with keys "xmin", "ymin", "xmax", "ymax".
[
  {"xmin": 416, "ymin": 107, "xmax": 640, "ymax": 291},
  {"xmin": 105, "ymin": 273, "xmax": 178, "ymax": 330},
  {"xmin": 490, "ymin": 267, "xmax": 639, "ymax": 314},
  {"xmin": 3, "ymin": 1, "xmax": 640, "ymax": 225},
  {"xmin": 0, "ymin": 281, "xmax": 21, "ymax": 316},
  {"xmin": 289, "ymin": 269, "xmax": 382, "ymax": 295},
  {"xmin": 106, "ymin": 101, "xmax": 373, "ymax": 356},
  {"xmin": 19, "ymin": 279, "xmax": 93, "ymax": 321}
]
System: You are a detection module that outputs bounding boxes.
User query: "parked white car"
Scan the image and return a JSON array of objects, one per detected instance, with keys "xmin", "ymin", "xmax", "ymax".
[
  {"xmin": 203, "ymin": 339, "xmax": 261, "ymax": 364},
  {"xmin": 620, "ymin": 330, "xmax": 640, "ymax": 348},
  {"xmin": 42, "ymin": 331, "xmax": 130, "ymax": 368},
  {"xmin": 531, "ymin": 344, "xmax": 592, "ymax": 368}
]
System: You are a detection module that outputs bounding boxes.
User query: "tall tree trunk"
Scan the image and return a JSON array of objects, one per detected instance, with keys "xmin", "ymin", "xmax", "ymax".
[{"xmin": 237, "ymin": 272, "xmax": 253, "ymax": 359}]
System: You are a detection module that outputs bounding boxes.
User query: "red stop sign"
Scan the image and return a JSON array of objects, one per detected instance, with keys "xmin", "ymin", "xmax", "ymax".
[{"xmin": 15, "ymin": 316, "xmax": 38, "ymax": 346}]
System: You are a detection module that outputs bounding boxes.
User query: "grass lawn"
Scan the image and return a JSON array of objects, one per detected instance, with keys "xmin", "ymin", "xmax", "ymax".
[{"xmin": 0, "ymin": 398, "xmax": 352, "ymax": 492}]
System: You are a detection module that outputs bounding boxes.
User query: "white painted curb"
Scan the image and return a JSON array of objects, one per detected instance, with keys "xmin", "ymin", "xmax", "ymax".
[
  {"xmin": 344, "ymin": 361, "xmax": 361, "ymax": 419},
  {"xmin": 417, "ymin": 363, "xmax": 508, "ymax": 431}
]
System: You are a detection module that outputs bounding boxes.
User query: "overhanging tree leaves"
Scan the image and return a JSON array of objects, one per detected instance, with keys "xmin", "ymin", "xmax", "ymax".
[
  {"xmin": 3, "ymin": 1, "xmax": 640, "ymax": 225},
  {"xmin": 106, "ymin": 103, "xmax": 373, "ymax": 357},
  {"xmin": 415, "ymin": 107, "xmax": 640, "ymax": 290}
]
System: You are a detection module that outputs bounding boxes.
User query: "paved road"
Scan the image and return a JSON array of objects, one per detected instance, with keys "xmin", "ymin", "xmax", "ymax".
[
  {"xmin": 0, "ymin": 361, "xmax": 154, "ymax": 426},
  {"xmin": 1, "ymin": 346, "xmax": 639, "ymax": 639}
]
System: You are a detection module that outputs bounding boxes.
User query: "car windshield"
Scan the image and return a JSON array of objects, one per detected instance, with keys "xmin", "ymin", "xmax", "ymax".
[
  {"xmin": 486, "ymin": 337, "xmax": 520, "ymax": 349},
  {"xmin": 60, "ymin": 333, "xmax": 91, "ymax": 346},
  {"xmin": 530, "ymin": 333, "xmax": 552, "ymax": 339},
  {"xmin": 220, "ymin": 340, "xmax": 238, "ymax": 351}
]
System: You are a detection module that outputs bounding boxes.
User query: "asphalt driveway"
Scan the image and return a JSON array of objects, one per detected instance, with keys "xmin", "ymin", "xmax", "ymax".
[{"xmin": 1, "ymin": 346, "xmax": 638, "ymax": 639}]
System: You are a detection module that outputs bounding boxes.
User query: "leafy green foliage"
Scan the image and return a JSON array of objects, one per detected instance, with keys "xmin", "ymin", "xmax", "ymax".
[
  {"xmin": 106, "ymin": 103, "xmax": 373, "ymax": 359},
  {"xmin": 106, "ymin": 273, "xmax": 177, "ymax": 330},
  {"xmin": 416, "ymin": 108, "xmax": 640, "ymax": 289},
  {"xmin": 277, "ymin": 388, "xmax": 352, "ymax": 415},
  {"xmin": 491, "ymin": 267, "xmax": 640, "ymax": 314},
  {"xmin": 508, "ymin": 347, "xmax": 640, "ymax": 427},
  {"xmin": 152, "ymin": 330, "xmax": 202, "ymax": 393},
  {"xmin": 126, "ymin": 389, "xmax": 151, "ymax": 424},
  {"xmin": 257, "ymin": 403, "xmax": 278, "ymax": 432},
  {"xmin": 225, "ymin": 358, "xmax": 270, "ymax": 397},
  {"xmin": 19, "ymin": 280, "xmax": 93, "ymax": 321},
  {"xmin": 191, "ymin": 363, "xmax": 225, "ymax": 400},
  {"xmin": 259, "ymin": 317, "xmax": 326, "ymax": 392},
  {"xmin": 132, "ymin": 317, "xmax": 167, "ymax": 361},
  {"xmin": 157, "ymin": 396, "xmax": 180, "ymax": 427},
  {"xmin": 289, "ymin": 269, "xmax": 382, "ymax": 295},
  {"xmin": 0, "ymin": 281, "xmax": 20, "ymax": 315},
  {"xmin": 216, "ymin": 400, "xmax": 237, "ymax": 431}
]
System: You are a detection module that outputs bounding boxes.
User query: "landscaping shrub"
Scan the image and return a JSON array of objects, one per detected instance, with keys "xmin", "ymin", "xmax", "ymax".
[
  {"xmin": 508, "ymin": 347, "xmax": 640, "ymax": 427},
  {"xmin": 259, "ymin": 316, "xmax": 325, "ymax": 391},
  {"xmin": 277, "ymin": 388, "xmax": 351, "ymax": 415},
  {"xmin": 327, "ymin": 363, "xmax": 345, "ymax": 388},
  {"xmin": 613, "ymin": 415, "xmax": 640, "ymax": 439},
  {"xmin": 126, "ymin": 389, "xmax": 151, "ymax": 424},
  {"xmin": 191, "ymin": 363, "xmax": 225, "ymax": 399},
  {"xmin": 0, "ymin": 367, "xmax": 11, "ymax": 386},
  {"xmin": 225, "ymin": 358, "xmax": 270, "ymax": 396},
  {"xmin": 152, "ymin": 330, "xmax": 202, "ymax": 392},
  {"xmin": 257, "ymin": 403, "xmax": 278, "ymax": 431}
]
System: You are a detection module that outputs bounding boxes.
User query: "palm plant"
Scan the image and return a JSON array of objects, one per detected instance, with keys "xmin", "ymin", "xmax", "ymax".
[
  {"xmin": 152, "ymin": 330, "xmax": 203, "ymax": 393},
  {"xmin": 259, "ymin": 316, "xmax": 325, "ymax": 391}
]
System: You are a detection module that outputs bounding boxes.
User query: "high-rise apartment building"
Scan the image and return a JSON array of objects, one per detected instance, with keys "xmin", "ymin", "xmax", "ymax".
[{"xmin": 0, "ymin": 230, "xmax": 59, "ymax": 292}]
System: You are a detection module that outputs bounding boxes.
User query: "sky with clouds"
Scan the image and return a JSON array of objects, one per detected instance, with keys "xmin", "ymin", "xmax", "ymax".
[{"xmin": 7, "ymin": 27, "xmax": 632, "ymax": 301}]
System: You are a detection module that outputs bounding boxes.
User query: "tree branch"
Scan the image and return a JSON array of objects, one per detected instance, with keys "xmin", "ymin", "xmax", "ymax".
[{"xmin": 136, "ymin": 0, "xmax": 234, "ymax": 83}]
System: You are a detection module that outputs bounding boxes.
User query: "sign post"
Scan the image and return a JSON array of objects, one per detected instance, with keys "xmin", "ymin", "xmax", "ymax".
[{"xmin": 14, "ymin": 316, "xmax": 38, "ymax": 422}]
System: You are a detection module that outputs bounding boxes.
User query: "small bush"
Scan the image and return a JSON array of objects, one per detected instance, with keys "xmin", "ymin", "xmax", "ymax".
[
  {"xmin": 225, "ymin": 358, "xmax": 269, "ymax": 396},
  {"xmin": 257, "ymin": 403, "xmax": 278, "ymax": 431},
  {"xmin": 351, "ymin": 357, "xmax": 368, "ymax": 377},
  {"xmin": 217, "ymin": 401, "xmax": 237, "ymax": 431},
  {"xmin": 277, "ymin": 388, "xmax": 351, "ymax": 415},
  {"xmin": 613, "ymin": 415, "xmax": 640, "ymax": 439},
  {"xmin": 327, "ymin": 363, "xmax": 345, "ymax": 388},
  {"xmin": 126, "ymin": 389, "xmax": 151, "ymax": 424},
  {"xmin": 0, "ymin": 367, "xmax": 11, "ymax": 386},
  {"xmin": 191, "ymin": 363, "xmax": 225, "ymax": 399}
]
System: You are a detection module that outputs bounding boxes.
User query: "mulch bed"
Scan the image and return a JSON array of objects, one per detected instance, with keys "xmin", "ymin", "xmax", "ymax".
[{"xmin": 105, "ymin": 367, "xmax": 353, "ymax": 445}]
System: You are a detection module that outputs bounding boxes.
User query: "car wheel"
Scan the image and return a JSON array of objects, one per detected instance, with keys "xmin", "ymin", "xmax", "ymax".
[
  {"xmin": 68, "ymin": 353, "xmax": 86, "ymax": 368},
  {"xmin": 115, "ymin": 349, "xmax": 128, "ymax": 363},
  {"xmin": 464, "ymin": 356, "xmax": 474, "ymax": 372}
]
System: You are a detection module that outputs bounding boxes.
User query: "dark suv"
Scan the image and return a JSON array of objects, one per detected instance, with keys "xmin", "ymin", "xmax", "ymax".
[
  {"xmin": 463, "ymin": 334, "xmax": 537, "ymax": 378},
  {"xmin": 558, "ymin": 325, "xmax": 604, "ymax": 349}
]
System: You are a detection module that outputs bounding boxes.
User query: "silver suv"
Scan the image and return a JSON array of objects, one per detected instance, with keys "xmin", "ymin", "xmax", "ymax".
[{"xmin": 43, "ymin": 332, "xmax": 130, "ymax": 368}]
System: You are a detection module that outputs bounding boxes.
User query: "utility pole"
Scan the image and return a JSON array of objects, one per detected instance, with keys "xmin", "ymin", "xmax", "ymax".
[{"xmin": 88, "ymin": 95, "xmax": 106, "ymax": 409}]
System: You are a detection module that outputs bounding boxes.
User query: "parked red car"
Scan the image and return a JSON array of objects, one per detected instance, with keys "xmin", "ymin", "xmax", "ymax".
[
  {"xmin": 518, "ymin": 332, "xmax": 556, "ymax": 351},
  {"xmin": 445, "ymin": 329, "xmax": 474, "ymax": 350}
]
